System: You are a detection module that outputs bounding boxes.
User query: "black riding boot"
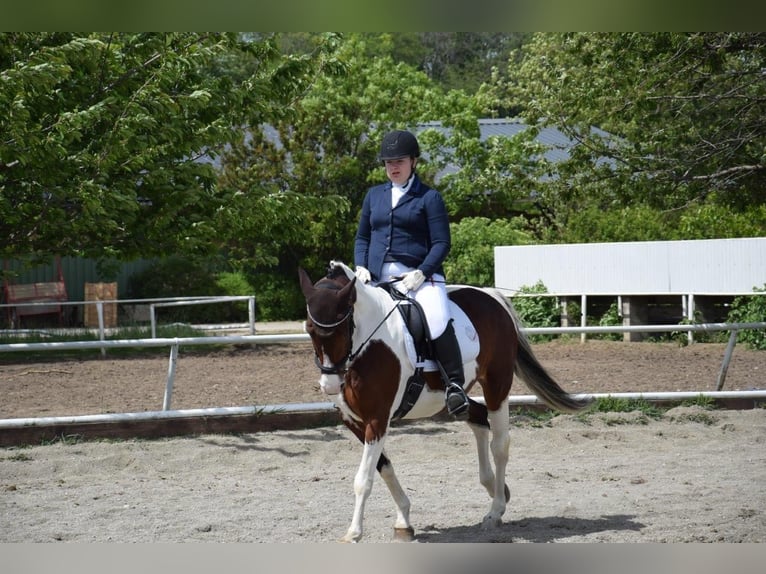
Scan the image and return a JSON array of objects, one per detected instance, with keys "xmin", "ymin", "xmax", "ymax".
[{"xmin": 432, "ymin": 321, "xmax": 470, "ymax": 420}]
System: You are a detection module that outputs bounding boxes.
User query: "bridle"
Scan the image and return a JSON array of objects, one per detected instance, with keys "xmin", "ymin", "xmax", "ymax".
[
  {"xmin": 307, "ymin": 303, "xmax": 355, "ymax": 376},
  {"xmin": 308, "ymin": 281, "xmax": 404, "ymax": 377}
]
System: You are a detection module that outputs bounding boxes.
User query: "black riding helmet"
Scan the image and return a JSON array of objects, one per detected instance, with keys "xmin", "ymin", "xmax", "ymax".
[{"xmin": 378, "ymin": 130, "xmax": 420, "ymax": 161}]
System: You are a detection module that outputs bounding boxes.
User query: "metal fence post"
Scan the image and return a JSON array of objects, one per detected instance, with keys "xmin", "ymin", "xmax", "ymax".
[{"xmin": 163, "ymin": 343, "xmax": 179, "ymax": 410}]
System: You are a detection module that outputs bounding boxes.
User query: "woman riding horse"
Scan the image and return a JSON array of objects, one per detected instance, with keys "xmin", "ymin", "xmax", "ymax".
[{"xmin": 353, "ymin": 129, "xmax": 470, "ymax": 420}]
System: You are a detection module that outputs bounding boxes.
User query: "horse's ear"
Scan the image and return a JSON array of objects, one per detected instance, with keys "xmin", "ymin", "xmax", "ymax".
[
  {"xmin": 298, "ymin": 267, "xmax": 314, "ymax": 298},
  {"xmin": 337, "ymin": 275, "xmax": 357, "ymax": 306}
]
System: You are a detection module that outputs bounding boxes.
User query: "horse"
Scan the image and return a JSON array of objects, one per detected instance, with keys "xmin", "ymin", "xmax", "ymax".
[{"xmin": 298, "ymin": 260, "xmax": 590, "ymax": 543}]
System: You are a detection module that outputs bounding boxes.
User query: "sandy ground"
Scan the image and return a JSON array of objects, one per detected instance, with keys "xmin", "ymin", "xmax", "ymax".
[
  {"xmin": 1, "ymin": 407, "xmax": 764, "ymax": 542},
  {"xmin": 1, "ymin": 336, "xmax": 765, "ymax": 542}
]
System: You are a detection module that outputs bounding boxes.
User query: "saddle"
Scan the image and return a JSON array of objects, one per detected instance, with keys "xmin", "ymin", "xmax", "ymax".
[
  {"xmin": 378, "ymin": 283, "xmax": 433, "ymax": 356},
  {"xmin": 377, "ymin": 284, "xmax": 437, "ymax": 420}
]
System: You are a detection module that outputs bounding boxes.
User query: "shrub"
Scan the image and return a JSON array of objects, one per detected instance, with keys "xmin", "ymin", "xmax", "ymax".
[
  {"xmin": 511, "ymin": 281, "xmax": 559, "ymax": 342},
  {"xmin": 126, "ymin": 257, "xmax": 254, "ymax": 324},
  {"xmin": 726, "ymin": 285, "xmax": 766, "ymax": 351},
  {"xmin": 250, "ymin": 271, "xmax": 305, "ymax": 321},
  {"xmin": 446, "ymin": 217, "xmax": 533, "ymax": 286},
  {"xmin": 595, "ymin": 301, "xmax": 622, "ymax": 341}
]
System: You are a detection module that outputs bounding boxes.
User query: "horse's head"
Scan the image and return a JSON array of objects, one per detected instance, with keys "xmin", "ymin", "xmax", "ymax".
[{"xmin": 298, "ymin": 264, "xmax": 357, "ymax": 394}]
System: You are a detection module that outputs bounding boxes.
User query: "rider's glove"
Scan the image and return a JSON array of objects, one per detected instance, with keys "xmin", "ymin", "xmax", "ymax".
[
  {"xmin": 354, "ymin": 266, "xmax": 371, "ymax": 284},
  {"xmin": 401, "ymin": 269, "xmax": 426, "ymax": 292}
]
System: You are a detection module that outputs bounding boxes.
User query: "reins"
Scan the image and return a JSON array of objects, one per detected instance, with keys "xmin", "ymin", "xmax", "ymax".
[
  {"xmin": 347, "ymin": 295, "xmax": 404, "ymax": 363},
  {"xmin": 310, "ymin": 278, "xmax": 405, "ymax": 375}
]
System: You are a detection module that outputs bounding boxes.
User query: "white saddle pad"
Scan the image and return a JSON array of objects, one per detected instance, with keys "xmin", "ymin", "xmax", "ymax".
[{"xmin": 403, "ymin": 301, "xmax": 480, "ymax": 372}]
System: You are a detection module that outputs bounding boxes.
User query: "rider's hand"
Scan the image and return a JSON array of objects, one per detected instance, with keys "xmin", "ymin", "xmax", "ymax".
[
  {"xmin": 401, "ymin": 269, "xmax": 425, "ymax": 292},
  {"xmin": 355, "ymin": 266, "xmax": 371, "ymax": 284}
]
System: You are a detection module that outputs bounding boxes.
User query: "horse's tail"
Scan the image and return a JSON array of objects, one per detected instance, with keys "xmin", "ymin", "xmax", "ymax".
[{"xmin": 488, "ymin": 288, "xmax": 592, "ymax": 413}]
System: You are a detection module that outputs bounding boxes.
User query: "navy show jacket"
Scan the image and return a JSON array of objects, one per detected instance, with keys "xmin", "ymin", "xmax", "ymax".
[{"xmin": 354, "ymin": 174, "xmax": 451, "ymax": 282}]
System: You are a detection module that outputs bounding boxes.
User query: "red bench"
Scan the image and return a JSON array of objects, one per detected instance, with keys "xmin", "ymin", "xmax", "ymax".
[{"xmin": 4, "ymin": 280, "xmax": 68, "ymax": 328}]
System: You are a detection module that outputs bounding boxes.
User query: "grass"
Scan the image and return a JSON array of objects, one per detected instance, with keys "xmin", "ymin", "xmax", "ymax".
[
  {"xmin": 588, "ymin": 396, "xmax": 665, "ymax": 419},
  {"xmin": 680, "ymin": 394, "xmax": 717, "ymax": 409},
  {"xmin": 509, "ymin": 407, "xmax": 559, "ymax": 427},
  {"xmin": 0, "ymin": 324, "xmax": 222, "ymax": 361},
  {"xmin": 509, "ymin": 394, "xmax": 726, "ymax": 428},
  {"xmin": 2, "ymin": 452, "xmax": 33, "ymax": 462}
]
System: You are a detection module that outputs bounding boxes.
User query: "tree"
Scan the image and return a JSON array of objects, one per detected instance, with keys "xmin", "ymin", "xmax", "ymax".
[
  {"xmin": 0, "ymin": 32, "xmax": 332, "ymax": 263},
  {"xmin": 279, "ymin": 33, "xmax": 528, "ymax": 97},
  {"xmin": 445, "ymin": 216, "xmax": 534, "ymax": 286},
  {"xmin": 494, "ymin": 33, "xmax": 766, "ymax": 241},
  {"xmin": 215, "ymin": 34, "xmax": 476, "ymax": 278}
]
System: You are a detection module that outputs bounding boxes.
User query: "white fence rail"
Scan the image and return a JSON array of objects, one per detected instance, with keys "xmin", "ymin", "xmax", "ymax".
[
  {"xmin": 1, "ymin": 322, "xmax": 763, "ymax": 426},
  {"xmin": 0, "ymin": 295, "xmax": 259, "ymax": 341}
]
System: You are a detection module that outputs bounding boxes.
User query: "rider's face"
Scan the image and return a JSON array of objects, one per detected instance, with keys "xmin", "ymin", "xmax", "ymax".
[{"xmin": 384, "ymin": 157, "xmax": 416, "ymax": 186}]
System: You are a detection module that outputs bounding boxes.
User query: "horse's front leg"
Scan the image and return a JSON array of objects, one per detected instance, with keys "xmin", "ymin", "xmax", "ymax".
[{"xmin": 342, "ymin": 437, "xmax": 384, "ymax": 543}]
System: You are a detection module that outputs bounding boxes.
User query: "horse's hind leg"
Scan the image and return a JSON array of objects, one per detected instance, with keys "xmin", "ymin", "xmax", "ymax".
[
  {"xmin": 470, "ymin": 398, "xmax": 511, "ymax": 529},
  {"xmin": 469, "ymin": 403, "xmax": 497, "ymax": 498},
  {"xmin": 377, "ymin": 450, "xmax": 414, "ymax": 542},
  {"xmin": 486, "ymin": 397, "xmax": 511, "ymax": 527}
]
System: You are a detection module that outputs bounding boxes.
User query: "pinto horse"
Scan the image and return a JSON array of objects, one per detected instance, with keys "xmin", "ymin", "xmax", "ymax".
[{"xmin": 298, "ymin": 261, "xmax": 590, "ymax": 543}]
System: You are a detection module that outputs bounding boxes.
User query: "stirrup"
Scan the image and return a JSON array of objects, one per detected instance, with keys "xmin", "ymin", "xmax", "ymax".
[{"xmin": 445, "ymin": 384, "xmax": 469, "ymax": 420}]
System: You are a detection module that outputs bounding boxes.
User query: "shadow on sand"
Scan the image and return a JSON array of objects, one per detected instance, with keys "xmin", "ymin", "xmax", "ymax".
[{"xmin": 414, "ymin": 514, "xmax": 645, "ymax": 543}]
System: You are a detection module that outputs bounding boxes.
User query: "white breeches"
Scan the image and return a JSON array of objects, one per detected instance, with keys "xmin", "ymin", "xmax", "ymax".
[{"xmin": 380, "ymin": 261, "xmax": 450, "ymax": 338}]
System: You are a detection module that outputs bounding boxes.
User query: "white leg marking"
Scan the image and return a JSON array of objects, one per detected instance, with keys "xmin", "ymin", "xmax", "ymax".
[
  {"xmin": 342, "ymin": 439, "xmax": 385, "ymax": 543},
  {"xmin": 378, "ymin": 450, "xmax": 412, "ymax": 533},
  {"xmin": 482, "ymin": 398, "xmax": 511, "ymax": 528},
  {"xmin": 470, "ymin": 423, "xmax": 496, "ymax": 498}
]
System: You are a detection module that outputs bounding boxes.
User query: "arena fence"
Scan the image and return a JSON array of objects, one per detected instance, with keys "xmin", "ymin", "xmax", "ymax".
[
  {"xmin": 0, "ymin": 320, "xmax": 762, "ymax": 447},
  {"xmin": 1, "ymin": 321, "xmax": 763, "ymax": 421}
]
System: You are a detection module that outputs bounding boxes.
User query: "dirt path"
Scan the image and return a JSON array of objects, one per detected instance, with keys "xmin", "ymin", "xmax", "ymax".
[
  {"xmin": 1, "ymin": 338, "xmax": 765, "ymax": 542},
  {"xmin": 1, "ymin": 407, "xmax": 764, "ymax": 542}
]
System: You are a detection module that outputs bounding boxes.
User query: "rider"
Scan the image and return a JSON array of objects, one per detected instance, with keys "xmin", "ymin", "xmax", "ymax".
[{"xmin": 353, "ymin": 129, "xmax": 470, "ymax": 420}]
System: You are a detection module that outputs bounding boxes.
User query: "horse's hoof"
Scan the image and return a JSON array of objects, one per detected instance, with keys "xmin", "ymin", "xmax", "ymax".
[
  {"xmin": 481, "ymin": 515, "xmax": 503, "ymax": 530},
  {"xmin": 393, "ymin": 526, "xmax": 415, "ymax": 542},
  {"xmin": 339, "ymin": 532, "xmax": 361, "ymax": 543}
]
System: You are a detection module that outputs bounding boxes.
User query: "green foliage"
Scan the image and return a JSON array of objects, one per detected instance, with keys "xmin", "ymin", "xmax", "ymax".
[
  {"xmin": 499, "ymin": 33, "xmax": 766, "ymax": 242},
  {"xmin": 0, "ymin": 32, "xmax": 330, "ymax": 262},
  {"xmin": 676, "ymin": 204, "xmax": 766, "ymax": 240},
  {"xmin": 445, "ymin": 217, "xmax": 533, "ymax": 286},
  {"xmin": 680, "ymin": 394, "xmax": 717, "ymax": 410},
  {"xmin": 7, "ymin": 33, "xmax": 766, "ymax": 322},
  {"xmin": 215, "ymin": 33, "xmax": 468, "ymax": 277},
  {"xmin": 596, "ymin": 302, "xmax": 623, "ymax": 341},
  {"xmin": 250, "ymin": 272, "xmax": 306, "ymax": 321},
  {"xmin": 436, "ymin": 124, "xmax": 549, "ymax": 222},
  {"xmin": 215, "ymin": 271, "xmax": 256, "ymax": 320},
  {"xmin": 125, "ymin": 257, "xmax": 250, "ymax": 324},
  {"xmin": 511, "ymin": 281, "xmax": 559, "ymax": 342},
  {"xmin": 565, "ymin": 300, "xmax": 622, "ymax": 341},
  {"xmin": 553, "ymin": 204, "xmax": 676, "ymax": 244},
  {"xmin": 726, "ymin": 286, "xmax": 766, "ymax": 350},
  {"xmin": 590, "ymin": 397, "xmax": 664, "ymax": 420}
]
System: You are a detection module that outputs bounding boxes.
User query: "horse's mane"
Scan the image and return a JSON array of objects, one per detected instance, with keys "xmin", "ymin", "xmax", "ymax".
[{"xmin": 325, "ymin": 263, "xmax": 350, "ymax": 283}]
